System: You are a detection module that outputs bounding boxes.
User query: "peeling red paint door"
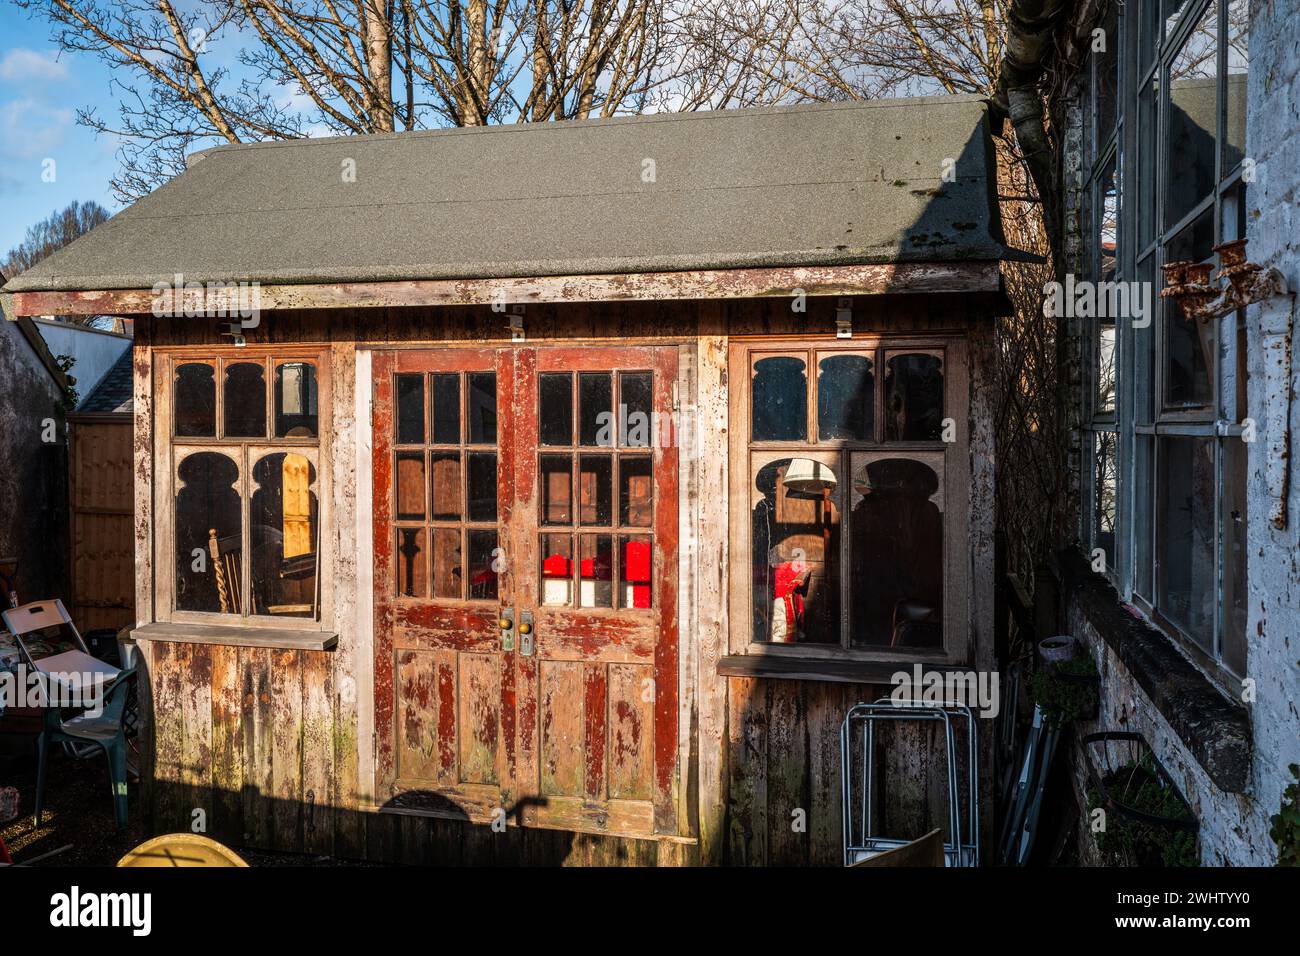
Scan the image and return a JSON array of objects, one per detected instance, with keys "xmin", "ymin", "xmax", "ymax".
[
  {"xmin": 512, "ymin": 346, "xmax": 680, "ymax": 837},
  {"xmin": 372, "ymin": 349, "xmax": 519, "ymax": 822}
]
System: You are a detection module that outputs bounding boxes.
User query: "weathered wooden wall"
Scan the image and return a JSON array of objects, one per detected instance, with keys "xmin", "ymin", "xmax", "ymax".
[
  {"xmin": 136, "ymin": 295, "xmax": 996, "ymax": 865},
  {"xmin": 68, "ymin": 414, "xmax": 135, "ymax": 634}
]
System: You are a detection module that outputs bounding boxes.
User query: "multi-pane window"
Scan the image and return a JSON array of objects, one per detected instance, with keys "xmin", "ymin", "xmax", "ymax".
[
  {"xmin": 392, "ymin": 369, "xmax": 501, "ymax": 601},
  {"xmin": 731, "ymin": 339, "xmax": 965, "ymax": 657},
  {"xmin": 169, "ymin": 352, "xmax": 323, "ymax": 622},
  {"xmin": 1080, "ymin": 0, "xmax": 1250, "ymax": 677},
  {"xmin": 535, "ymin": 370, "xmax": 656, "ymax": 611}
]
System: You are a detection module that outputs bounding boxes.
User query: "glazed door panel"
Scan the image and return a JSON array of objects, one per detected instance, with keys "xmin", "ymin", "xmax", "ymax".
[
  {"xmin": 373, "ymin": 349, "xmax": 518, "ymax": 820},
  {"xmin": 512, "ymin": 346, "xmax": 680, "ymax": 836}
]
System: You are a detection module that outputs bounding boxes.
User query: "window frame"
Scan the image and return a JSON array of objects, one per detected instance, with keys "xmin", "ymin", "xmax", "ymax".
[
  {"xmin": 1080, "ymin": 0, "xmax": 1249, "ymax": 681},
  {"xmin": 726, "ymin": 334, "xmax": 971, "ymax": 665},
  {"xmin": 154, "ymin": 346, "xmax": 332, "ymax": 631}
]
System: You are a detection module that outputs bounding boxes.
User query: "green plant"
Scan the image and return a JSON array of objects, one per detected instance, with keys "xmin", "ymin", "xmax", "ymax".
[
  {"xmin": 1270, "ymin": 763, "xmax": 1300, "ymax": 866},
  {"xmin": 1089, "ymin": 755, "xmax": 1199, "ymax": 867},
  {"xmin": 1028, "ymin": 653, "xmax": 1099, "ymax": 728}
]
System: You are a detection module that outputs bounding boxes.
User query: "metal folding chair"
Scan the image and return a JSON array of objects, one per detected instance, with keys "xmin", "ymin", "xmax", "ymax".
[{"xmin": 841, "ymin": 698, "xmax": 980, "ymax": 867}]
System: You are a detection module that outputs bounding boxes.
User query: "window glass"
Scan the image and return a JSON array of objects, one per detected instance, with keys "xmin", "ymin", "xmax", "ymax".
[
  {"xmin": 1092, "ymin": 432, "xmax": 1117, "ymax": 571},
  {"xmin": 396, "ymin": 528, "xmax": 428, "ymax": 598},
  {"xmin": 1097, "ymin": 1, "xmax": 1120, "ymax": 142},
  {"xmin": 175, "ymin": 451, "xmax": 240, "ymax": 612},
  {"xmin": 274, "ymin": 362, "xmax": 318, "ymax": 437},
  {"xmin": 884, "ymin": 353, "xmax": 944, "ymax": 441},
  {"xmin": 224, "ymin": 362, "xmax": 266, "ymax": 438},
  {"xmin": 619, "ymin": 457, "xmax": 653, "ymax": 527},
  {"xmin": 540, "ymin": 374, "xmax": 573, "ymax": 446},
  {"xmin": 752, "ymin": 356, "xmax": 807, "ymax": 441},
  {"xmin": 579, "ymin": 373, "xmax": 612, "ymax": 447},
  {"xmin": 750, "ymin": 458, "xmax": 840, "ymax": 644},
  {"xmin": 396, "ymin": 374, "xmax": 425, "ymax": 444},
  {"xmin": 578, "ymin": 454, "xmax": 612, "ymax": 525},
  {"xmin": 468, "ymin": 372, "xmax": 497, "ymax": 444},
  {"xmin": 466, "ymin": 452, "xmax": 498, "ymax": 523},
  {"xmin": 1164, "ymin": 208, "xmax": 1215, "ymax": 407},
  {"xmin": 431, "ymin": 528, "xmax": 460, "ymax": 599},
  {"xmin": 250, "ymin": 453, "xmax": 318, "ymax": 618},
  {"xmin": 174, "ymin": 363, "xmax": 216, "ymax": 438},
  {"xmin": 431, "ymin": 373, "xmax": 460, "ymax": 444},
  {"xmin": 467, "ymin": 529, "xmax": 499, "ymax": 601},
  {"xmin": 578, "ymin": 534, "xmax": 613, "ymax": 608},
  {"xmin": 396, "ymin": 452, "xmax": 426, "ymax": 521},
  {"xmin": 1099, "ymin": 154, "xmax": 1120, "ymax": 282},
  {"xmin": 1157, "ymin": 437, "xmax": 1216, "ymax": 650},
  {"xmin": 541, "ymin": 454, "xmax": 572, "ymax": 525},
  {"xmin": 619, "ymin": 535, "xmax": 653, "ymax": 609},
  {"xmin": 620, "ymin": 371, "xmax": 653, "ymax": 448},
  {"xmin": 1223, "ymin": 0, "xmax": 1248, "ymax": 173},
  {"xmin": 1165, "ymin": 1, "xmax": 1219, "ymax": 230},
  {"xmin": 849, "ymin": 456, "xmax": 943, "ymax": 648},
  {"xmin": 817, "ymin": 353, "xmax": 874, "ymax": 440},
  {"xmin": 430, "ymin": 452, "xmax": 462, "ymax": 521},
  {"xmin": 540, "ymin": 534, "xmax": 574, "ymax": 606}
]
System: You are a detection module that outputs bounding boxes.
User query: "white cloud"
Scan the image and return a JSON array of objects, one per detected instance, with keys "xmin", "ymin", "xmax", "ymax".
[
  {"xmin": 0, "ymin": 48, "xmax": 70, "ymax": 83},
  {"xmin": 0, "ymin": 98, "xmax": 76, "ymax": 160}
]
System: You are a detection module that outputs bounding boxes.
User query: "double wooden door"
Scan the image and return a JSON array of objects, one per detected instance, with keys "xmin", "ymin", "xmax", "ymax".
[{"xmin": 373, "ymin": 345, "xmax": 679, "ymax": 837}]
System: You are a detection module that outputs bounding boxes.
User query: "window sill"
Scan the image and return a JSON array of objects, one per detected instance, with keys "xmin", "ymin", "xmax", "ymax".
[
  {"xmin": 718, "ymin": 653, "xmax": 957, "ymax": 685},
  {"xmin": 1057, "ymin": 549, "xmax": 1251, "ymax": 793},
  {"xmin": 131, "ymin": 622, "xmax": 337, "ymax": 652}
]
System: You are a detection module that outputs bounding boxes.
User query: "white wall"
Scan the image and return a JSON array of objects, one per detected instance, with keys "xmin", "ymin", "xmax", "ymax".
[
  {"xmin": 33, "ymin": 319, "xmax": 131, "ymax": 402},
  {"xmin": 1239, "ymin": 0, "xmax": 1300, "ymax": 864}
]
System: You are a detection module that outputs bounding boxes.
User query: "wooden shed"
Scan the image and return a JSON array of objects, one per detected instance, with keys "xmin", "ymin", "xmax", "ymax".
[{"xmin": 2, "ymin": 94, "xmax": 1020, "ymax": 865}]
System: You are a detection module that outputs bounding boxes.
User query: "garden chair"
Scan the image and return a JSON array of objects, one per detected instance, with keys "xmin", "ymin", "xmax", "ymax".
[
  {"xmin": 1, "ymin": 598, "xmax": 121, "ymax": 684},
  {"xmin": 35, "ymin": 666, "xmax": 138, "ymax": 832}
]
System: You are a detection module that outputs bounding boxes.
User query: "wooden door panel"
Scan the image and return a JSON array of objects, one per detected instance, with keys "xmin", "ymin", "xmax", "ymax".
[{"xmin": 374, "ymin": 348, "xmax": 516, "ymax": 819}]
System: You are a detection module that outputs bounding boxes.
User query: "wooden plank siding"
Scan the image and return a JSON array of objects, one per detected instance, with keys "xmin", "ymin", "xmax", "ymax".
[
  {"xmin": 67, "ymin": 414, "xmax": 135, "ymax": 634},
  {"xmin": 133, "ymin": 294, "xmax": 995, "ymax": 865}
]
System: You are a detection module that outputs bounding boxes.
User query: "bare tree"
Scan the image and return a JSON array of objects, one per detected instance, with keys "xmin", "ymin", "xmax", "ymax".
[{"xmin": 3, "ymin": 200, "xmax": 115, "ymax": 326}]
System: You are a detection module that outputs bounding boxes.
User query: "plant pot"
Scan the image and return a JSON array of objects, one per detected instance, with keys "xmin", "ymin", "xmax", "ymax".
[{"xmin": 1037, "ymin": 635, "xmax": 1077, "ymax": 663}]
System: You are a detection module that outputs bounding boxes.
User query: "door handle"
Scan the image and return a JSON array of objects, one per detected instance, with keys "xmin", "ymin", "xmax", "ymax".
[
  {"xmin": 498, "ymin": 607, "xmax": 515, "ymax": 652},
  {"xmin": 518, "ymin": 609, "xmax": 535, "ymax": 657}
]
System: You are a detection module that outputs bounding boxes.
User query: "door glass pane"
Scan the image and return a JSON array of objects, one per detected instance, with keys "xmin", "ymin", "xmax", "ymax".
[
  {"xmin": 432, "ymin": 373, "xmax": 460, "ymax": 444},
  {"xmin": 578, "ymin": 534, "xmax": 613, "ymax": 608},
  {"xmin": 430, "ymin": 452, "xmax": 462, "ymax": 521},
  {"xmin": 396, "ymin": 528, "xmax": 427, "ymax": 598},
  {"xmin": 1165, "ymin": 1, "xmax": 1218, "ymax": 230},
  {"xmin": 578, "ymin": 455, "xmax": 612, "ymax": 525},
  {"xmin": 540, "ymin": 374, "xmax": 573, "ymax": 446},
  {"xmin": 1134, "ymin": 435, "xmax": 1155, "ymax": 598},
  {"xmin": 224, "ymin": 362, "xmax": 266, "ymax": 437},
  {"xmin": 466, "ymin": 452, "xmax": 498, "ymax": 522},
  {"xmin": 1099, "ymin": 154, "xmax": 1119, "ymax": 282},
  {"xmin": 751, "ymin": 356, "xmax": 807, "ymax": 441},
  {"xmin": 540, "ymin": 533, "xmax": 573, "ymax": 606},
  {"xmin": 1164, "ymin": 209, "xmax": 1215, "ymax": 407},
  {"xmin": 1157, "ymin": 437, "xmax": 1215, "ymax": 651},
  {"xmin": 251, "ymin": 452, "xmax": 318, "ymax": 618},
  {"xmin": 1096, "ymin": 1, "xmax": 1119, "ymax": 142},
  {"xmin": 396, "ymin": 373, "xmax": 425, "ymax": 444},
  {"xmin": 1138, "ymin": 76, "xmax": 1159, "ymax": 249},
  {"xmin": 431, "ymin": 528, "xmax": 460, "ymax": 599},
  {"xmin": 817, "ymin": 353, "xmax": 874, "ymax": 440},
  {"xmin": 540, "ymin": 454, "xmax": 572, "ymax": 525},
  {"xmin": 850, "ymin": 457, "xmax": 943, "ymax": 648},
  {"xmin": 468, "ymin": 372, "xmax": 497, "ymax": 444},
  {"xmin": 579, "ymin": 372, "xmax": 613, "ymax": 447},
  {"xmin": 619, "ymin": 457, "xmax": 653, "ymax": 528},
  {"xmin": 396, "ymin": 451, "xmax": 426, "ymax": 520},
  {"xmin": 751, "ymin": 458, "xmax": 840, "ymax": 644},
  {"xmin": 1224, "ymin": 0, "xmax": 1248, "ymax": 173},
  {"xmin": 175, "ymin": 451, "xmax": 239, "ymax": 612},
  {"xmin": 467, "ymin": 529, "xmax": 499, "ymax": 600},
  {"xmin": 174, "ymin": 363, "xmax": 216, "ymax": 437},
  {"xmin": 620, "ymin": 371, "xmax": 652, "ymax": 447},
  {"xmin": 884, "ymin": 353, "xmax": 944, "ymax": 441},
  {"xmin": 274, "ymin": 362, "xmax": 318, "ymax": 437},
  {"xmin": 619, "ymin": 535, "xmax": 653, "ymax": 609}
]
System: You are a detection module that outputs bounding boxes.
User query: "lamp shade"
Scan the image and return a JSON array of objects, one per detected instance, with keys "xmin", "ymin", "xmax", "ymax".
[{"xmin": 782, "ymin": 458, "xmax": 837, "ymax": 496}]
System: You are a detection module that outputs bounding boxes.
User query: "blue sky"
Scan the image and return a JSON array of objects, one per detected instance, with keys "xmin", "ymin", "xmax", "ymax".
[{"xmin": 0, "ymin": 5, "xmax": 126, "ymax": 255}]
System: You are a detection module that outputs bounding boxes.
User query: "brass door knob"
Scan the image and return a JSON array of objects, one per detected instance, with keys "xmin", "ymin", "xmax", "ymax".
[
  {"xmin": 518, "ymin": 622, "xmax": 532, "ymax": 635},
  {"xmin": 499, "ymin": 617, "xmax": 512, "ymax": 630}
]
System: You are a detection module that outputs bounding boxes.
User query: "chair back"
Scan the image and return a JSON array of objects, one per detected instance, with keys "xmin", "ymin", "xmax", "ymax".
[
  {"xmin": 208, "ymin": 529, "xmax": 245, "ymax": 614},
  {"xmin": 1, "ymin": 598, "xmax": 89, "ymax": 667}
]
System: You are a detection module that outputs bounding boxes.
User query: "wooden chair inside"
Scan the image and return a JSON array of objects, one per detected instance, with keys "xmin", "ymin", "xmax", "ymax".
[{"xmin": 207, "ymin": 529, "xmax": 245, "ymax": 615}]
